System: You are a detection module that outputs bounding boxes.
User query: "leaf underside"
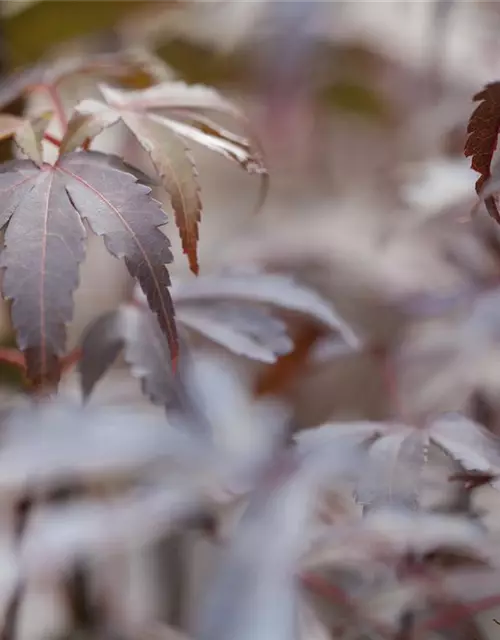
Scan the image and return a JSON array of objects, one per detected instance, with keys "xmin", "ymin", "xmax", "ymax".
[
  {"xmin": 61, "ymin": 82, "xmax": 267, "ymax": 275},
  {"xmin": 0, "ymin": 151, "xmax": 177, "ymax": 386}
]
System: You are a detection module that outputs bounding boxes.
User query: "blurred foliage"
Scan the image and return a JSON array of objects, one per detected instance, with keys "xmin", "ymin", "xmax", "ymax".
[
  {"xmin": 319, "ymin": 81, "xmax": 390, "ymax": 123},
  {"xmin": 0, "ymin": 334, "xmax": 25, "ymax": 390},
  {"xmin": 158, "ymin": 38, "xmax": 248, "ymax": 86},
  {"xmin": 158, "ymin": 38, "xmax": 391, "ymax": 123},
  {"xmin": 3, "ymin": 1, "xmax": 160, "ymax": 68},
  {"xmin": 1, "ymin": 1, "xmax": 391, "ymax": 127}
]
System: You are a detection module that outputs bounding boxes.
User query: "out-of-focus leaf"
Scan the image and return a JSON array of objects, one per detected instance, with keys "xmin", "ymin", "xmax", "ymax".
[
  {"xmin": 79, "ymin": 321, "xmax": 288, "ymax": 492},
  {"xmin": 169, "ymin": 271, "xmax": 359, "ymax": 346},
  {"xmin": 297, "ymin": 601, "xmax": 331, "ymax": 640},
  {"xmin": 59, "ymin": 100, "xmax": 121, "ymax": 155},
  {"xmin": 157, "ymin": 38, "xmax": 247, "ymax": 87},
  {"xmin": 0, "ymin": 114, "xmax": 24, "ymax": 139},
  {"xmin": 79, "ymin": 304, "xmax": 179, "ymax": 409},
  {"xmin": 80, "ymin": 270, "xmax": 358, "ymax": 412},
  {"xmin": 139, "ymin": 268, "xmax": 356, "ymax": 359},
  {"xmin": 309, "ymin": 334, "xmax": 360, "ymax": 364},
  {"xmin": 361, "ymin": 508, "xmax": 485, "ymax": 557},
  {"xmin": 159, "ymin": 113, "xmax": 267, "ymax": 175},
  {"xmin": 61, "ymin": 82, "xmax": 266, "ymax": 274},
  {"xmin": 428, "ymin": 0, "xmax": 456, "ymax": 98},
  {"xmin": 178, "ymin": 303, "xmax": 293, "ymax": 363},
  {"xmin": 0, "ymin": 110, "xmax": 51, "ymax": 164},
  {"xmin": 79, "ymin": 293, "xmax": 294, "ymax": 407},
  {"xmin": 431, "ymin": 413, "xmax": 500, "ymax": 481},
  {"xmin": 119, "ymin": 305, "xmax": 179, "ymax": 410},
  {"xmin": 320, "ymin": 81, "xmax": 390, "ymax": 123},
  {"xmin": 356, "ymin": 429, "xmax": 428, "ymax": 511},
  {"xmin": 300, "ymin": 412, "xmax": 500, "ymax": 512},
  {"xmin": 465, "ymin": 82, "xmax": 500, "ymax": 222},
  {"xmin": 20, "ymin": 485, "xmax": 202, "ymax": 575},
  {"xmin": 0, "ymin": 47, "xmax": 173, "ymax": 111},
  {"xmin": 78, "ymin": 310, "xmax": 125, "ymax": 400},
  {"xmin": 101, "ymin": 82, "xmax": 239, "ymax": 115},
  {"xmin": 180, "ymin": 354, "xmax": 288, "ymax": 487},
  {"xmin": 12, "ymin": 110, "xmax": 52, "ymax": 165},
  {"xmin": 0, "ymin": 402, "xmax": 201, "ymax": 494},
  {"xmin": 473, "ymin": 160, "xmax": 500, "ymax": 227},
  {"xmin": 295, "ymin": 421, "xmax": 386, "ymax": 454},
  {"xmin": 295, "ymin": 421, "xmax": 386, "ymax": 483},
  {"xmin": 305, "ymin": 508, "xmax": 487, "ymax": 573},
  {"xmin": 0, "ymin": 150, "xmax": 177, "ymax": 387},
  {"xmin": 196, "ymin": 454, "xmax": 311, "ymax": 640}
]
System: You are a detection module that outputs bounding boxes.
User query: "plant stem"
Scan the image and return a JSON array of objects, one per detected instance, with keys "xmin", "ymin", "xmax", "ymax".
[
  {"xmin": 370, "ymin": 343, "xmax": 405, "ymax": 423},
  {"xmin": 0, "ymin": 347, "xmax": 25, "ymax": 371},
  {"xmin": 46, "ymin": 85, "xmax": 67, "ymax": 132},
  {"xmin": 43, "ymin": 132, "xmax": 61, "ymax": 148},
  {"xmin": 61, "ymin": 348, "xmax": 82, "ymax": 373}
]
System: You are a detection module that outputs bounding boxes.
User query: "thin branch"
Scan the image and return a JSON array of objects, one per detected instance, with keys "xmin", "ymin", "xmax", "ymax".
[
  {"xmin": 46, "ymin": 85, "xmax": 67, "ymax": 132},
  {"xmin": 61, "ymin": 347, "xmax": 82, "ymax": 372},
  {"xmin": 369, "ymin": 343, "xmax": 406, "ymax": 423},
  {"xmin": 0, "ymin": 347, "xmax": 26, "ymax": 371},
  {"xmin": 43, "ymin": 132, "xmax": 61, "ymax": 148}
]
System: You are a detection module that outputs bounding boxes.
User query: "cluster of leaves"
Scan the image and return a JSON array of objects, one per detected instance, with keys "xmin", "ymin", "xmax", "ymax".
[
  {"xmin": 78, "ymin": 270, "xmax": 359, "ymax": 408},
  {"xmin": 3, "ymin": 352, "xmax": 500, "ymax": 640},
  {"xmin": 0, "ymin": 47, "xmax": 267, "ymax": 390}
]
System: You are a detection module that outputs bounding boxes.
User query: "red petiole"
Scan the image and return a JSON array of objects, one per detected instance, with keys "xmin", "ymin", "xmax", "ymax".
[{"xmin": 43, "ymin": 132, "xmax": 61, "ymax": 148}]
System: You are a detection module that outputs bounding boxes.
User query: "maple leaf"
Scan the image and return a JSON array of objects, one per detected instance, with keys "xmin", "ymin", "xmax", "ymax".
[
  {"xmin": 0, "ymin": 111, "xmax": 52, "ymax": 165},
  {"xmin": 78, "ymin": 270, "xmax": 358, "ymax": 405},
  {"xmin": 78, "ymin": 300, "xmax": 292, "ymax": 409},
  {"xmin": 60, "ymin": 82, "xmax": 267, "ymax": 274},
  {"xmin": 304, "ymin": 508, "xmax": 486, "ymax": 573},
  {"xmin": 195, "ymin": 451, "xmax": 312, "ymax": 640},
  {"xmin": 78, "ymin": 305, "xmax": 182, "ymax": 409},
  {"xmin": 0, "ymin": 150, "xmax": 177, "ymax": 387},
  {"xmin": 465, "ymin": 82, "xmax": 500, "ymax": 222},
  {"xmin": 0, "ymin": 48, "xmax": 172, "ymax": 111},
  {"xmin": 297, "ymin": 413, "xmax": 500, "ymax": 512}
]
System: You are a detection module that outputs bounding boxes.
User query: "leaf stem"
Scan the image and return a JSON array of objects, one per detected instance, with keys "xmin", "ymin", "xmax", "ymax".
[
  {"xmin": 0, "ymin": 347, "xmax": 26, "ymax": 371},
  {"xmin": 61, "ymin": 348, "xmax": 82, "ymax": 372},
  {"xmin": 43, "ymin": 132, "xmax": 61, "ymax": 148},
  {"xmin": 46, "ymin": 85, "xmax": 67, "ymax": 132},
  {"xmin": 370, "ymin": 343, "xmax": 405, "ymax": 423}
]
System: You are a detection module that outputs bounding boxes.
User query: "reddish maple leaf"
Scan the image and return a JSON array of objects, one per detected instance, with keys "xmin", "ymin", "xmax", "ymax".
[{"xmin": 465, "ymin": 82, "xmax": 500, "ymax": 222}]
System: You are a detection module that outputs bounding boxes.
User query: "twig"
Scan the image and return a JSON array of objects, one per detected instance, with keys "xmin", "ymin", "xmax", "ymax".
[
  {"xmin": 46, "ymin": 85, "xmax": 67, "ymax": 132},
  {"xmin": 43, "ymin": 132, "xmax": 61, "ymax": 148}
]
